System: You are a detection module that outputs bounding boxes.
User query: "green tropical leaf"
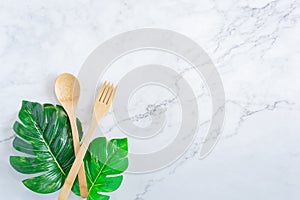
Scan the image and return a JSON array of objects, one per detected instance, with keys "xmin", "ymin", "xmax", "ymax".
[
  {"xmin": 72, "ymin": 137, "xmax": 129, "ymax": 200},
  {"xmin": 10, "ymin": 100, "xmax": 83, "ymax": 194}
]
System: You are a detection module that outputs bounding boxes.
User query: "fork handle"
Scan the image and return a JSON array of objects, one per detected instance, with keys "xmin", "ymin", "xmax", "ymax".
[{"xmin": 59, "ymin": 116, "xmax": 98, "ymax": 200}]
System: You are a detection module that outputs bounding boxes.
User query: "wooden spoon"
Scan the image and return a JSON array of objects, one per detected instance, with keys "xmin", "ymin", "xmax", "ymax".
[{"xmin": 54, "ymin": 73, "xmax": 88, "ymax": 198}]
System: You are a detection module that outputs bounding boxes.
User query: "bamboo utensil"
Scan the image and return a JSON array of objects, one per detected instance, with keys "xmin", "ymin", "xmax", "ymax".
[
  {"xmin": 58, "ymin": 81, "xmax": 117, "ymax": 200},
  {"xmin": 54, "ymin": 73, "xmax": 88, "ymax": 198}
]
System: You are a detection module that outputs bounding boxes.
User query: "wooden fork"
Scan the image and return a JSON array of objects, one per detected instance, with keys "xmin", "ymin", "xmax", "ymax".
[{"xmin": 58, "ymin": 81, "xmax": 117, "ymax": 200}]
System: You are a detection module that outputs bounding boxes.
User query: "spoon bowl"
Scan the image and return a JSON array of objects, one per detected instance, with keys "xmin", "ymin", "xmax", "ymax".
[{"xmin": 55, "ymin": 73, "xmax": 80, "ymax": 109}]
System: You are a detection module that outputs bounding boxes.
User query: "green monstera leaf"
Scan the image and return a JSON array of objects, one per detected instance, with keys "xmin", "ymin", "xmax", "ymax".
[
  {"xmin": 72, "ymin": 137, "xmax": 129, "ymax": 200},
  {"xmin": 10, "ymin": 100, "xmax": 83, "ymax": 194},
  {"xmin": 10, "ymin": 100, "xmax": 129, "ymax": 199}
]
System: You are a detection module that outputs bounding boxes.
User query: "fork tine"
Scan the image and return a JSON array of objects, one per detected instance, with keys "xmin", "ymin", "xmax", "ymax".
[
  {"xmin": 104, "ymin": 84, "xmax": 114, "ymax": 104},
  {"xmin": 107, "ymin": 85, "xmax": 117, "ymax": 105},
  {"xmin": 100, "ymin": 82, "xmax": 110, "ymax": 103},
  {"xmin": 97, "ymin": 81, "xmax": 107, "ymax": 101}
]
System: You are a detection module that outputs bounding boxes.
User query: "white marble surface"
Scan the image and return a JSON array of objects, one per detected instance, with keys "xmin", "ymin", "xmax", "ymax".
[{"xmin": 1, "ymin": 0, "xmax": 300, "ymax": 199}]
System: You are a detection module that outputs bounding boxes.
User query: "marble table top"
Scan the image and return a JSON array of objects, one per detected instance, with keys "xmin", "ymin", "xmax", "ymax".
[{"xmin": 0, "ymin": 0, "xmax": 299, "ymax": 199}]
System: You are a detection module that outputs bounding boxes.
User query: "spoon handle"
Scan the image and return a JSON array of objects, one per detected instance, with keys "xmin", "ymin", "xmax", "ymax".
[{"xmin": 68, "ymin": 112, "xmax": 88, "ymax": 198}]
